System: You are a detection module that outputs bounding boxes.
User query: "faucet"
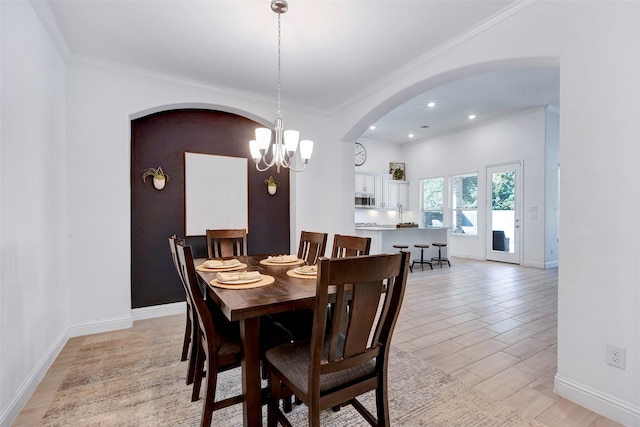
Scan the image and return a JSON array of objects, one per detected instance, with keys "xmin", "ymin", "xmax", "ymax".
[{"xmin": 397, "ymin": 204, "xmax": 403, "ymax": 224}]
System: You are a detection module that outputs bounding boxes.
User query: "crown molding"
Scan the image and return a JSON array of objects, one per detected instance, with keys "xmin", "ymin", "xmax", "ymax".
[
  {"xmin": 331, "ymin": 0, "xmax": 544, "ymax": 116},
  {"xmin": 29, "ymin": 0, "xmax": 72, "ymax": 59}
]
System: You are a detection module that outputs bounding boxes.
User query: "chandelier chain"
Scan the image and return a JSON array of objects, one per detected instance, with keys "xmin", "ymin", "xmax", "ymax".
[{"xmin": 277, "ymin": 10, "xmax": 282, "ymax": 118}]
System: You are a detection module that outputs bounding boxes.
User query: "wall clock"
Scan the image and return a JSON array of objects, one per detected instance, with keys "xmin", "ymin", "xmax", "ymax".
[{"xmin": 355, "ymin": 142, "xmax": 367, "ymax": 166}]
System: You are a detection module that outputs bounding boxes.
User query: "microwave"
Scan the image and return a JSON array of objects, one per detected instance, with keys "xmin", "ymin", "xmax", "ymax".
[{"xmin": 355, "ymin": 195, "xmax": 375, "ymax": 207}]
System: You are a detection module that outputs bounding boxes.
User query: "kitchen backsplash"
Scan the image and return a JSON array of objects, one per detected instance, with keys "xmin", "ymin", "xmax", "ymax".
[{"xmin": 355, "ymin": 208, "xmax": 417, "ymax": 226}]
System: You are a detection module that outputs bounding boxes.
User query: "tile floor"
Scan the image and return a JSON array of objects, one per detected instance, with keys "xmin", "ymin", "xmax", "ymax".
[{"xmin": 14, "ymin": 257, "xmax": 625, "ymax": 426}]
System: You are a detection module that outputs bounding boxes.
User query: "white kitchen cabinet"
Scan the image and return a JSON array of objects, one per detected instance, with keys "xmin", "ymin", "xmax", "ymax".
[
  {"xmin": 355, "ymin": 174, "xmax": 375, "ymax": 194},
  {"xmin": 374, "ymin": 175, "xmax": 383, "ymax": 208},
  {"xmin": 388, "ymin": 180, "xmax": 409, "ymax": 209}
]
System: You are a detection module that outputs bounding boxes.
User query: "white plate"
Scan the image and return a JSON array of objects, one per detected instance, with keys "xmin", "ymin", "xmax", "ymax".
[
  {"xmin": 216, "ymin": 275, "xmax": 262, "ymax": 285},
  {"xmin": 294, "ymin": 266, "xmax": 317, "ymax": 275}
]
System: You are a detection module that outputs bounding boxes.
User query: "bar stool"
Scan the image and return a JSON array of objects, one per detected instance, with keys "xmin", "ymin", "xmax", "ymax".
[
  {"xmin": 411, "ymin": 244, "xmax": 433, "ymax": 271},
  {"xmin": 393, "ymin": 244, "xmax": 412, "ymax": 272},
  {"xmin": 431, "ymin": 243, "xmax": 451, "ymax": 267}
]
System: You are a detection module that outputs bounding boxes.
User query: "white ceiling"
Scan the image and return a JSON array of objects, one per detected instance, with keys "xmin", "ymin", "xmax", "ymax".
[{"xmin": 43, "ymin": 0, "xmax": 559, "ymax": 144}]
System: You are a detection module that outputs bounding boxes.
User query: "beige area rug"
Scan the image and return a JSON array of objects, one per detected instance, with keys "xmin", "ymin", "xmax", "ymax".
[{"xmin": 41, "ymin": 317, "xmax": 545, "ymax": 427}]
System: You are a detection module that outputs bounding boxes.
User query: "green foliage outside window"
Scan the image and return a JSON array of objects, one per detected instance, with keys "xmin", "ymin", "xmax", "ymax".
[{"xmin": 492, "ymin": 172, "xmax": 515, "ymax": 211}]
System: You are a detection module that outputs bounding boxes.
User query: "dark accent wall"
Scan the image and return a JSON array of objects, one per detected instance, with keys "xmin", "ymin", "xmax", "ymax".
[{"xmin": 131, "ymin": 109, "xmax": 290, "ymax": 308}]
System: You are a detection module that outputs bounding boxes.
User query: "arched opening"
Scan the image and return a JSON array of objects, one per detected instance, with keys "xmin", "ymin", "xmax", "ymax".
[{"xmin": 130, "ymin": 108, "xmax": 291, "ymax": 308}]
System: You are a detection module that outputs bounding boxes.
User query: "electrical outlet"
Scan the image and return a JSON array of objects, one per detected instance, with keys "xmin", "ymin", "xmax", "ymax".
[{"xmin": 606, "ymin": 345, "xmax": 626, "ymax": 369}]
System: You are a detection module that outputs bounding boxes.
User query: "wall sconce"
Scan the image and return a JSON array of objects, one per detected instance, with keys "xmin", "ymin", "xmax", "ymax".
[
  {"xmin": 264, "ymin": 176, "xmax": 278, "ymax": 195},
  {"xmin": 141, "ymin": 166, "xmax": 170, "ymax": 191}
]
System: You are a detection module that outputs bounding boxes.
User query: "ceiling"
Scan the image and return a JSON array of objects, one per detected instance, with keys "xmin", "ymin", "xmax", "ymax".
[{"xmin": 43, "ymin": 0, "xmax": 559, "ymax": 144}]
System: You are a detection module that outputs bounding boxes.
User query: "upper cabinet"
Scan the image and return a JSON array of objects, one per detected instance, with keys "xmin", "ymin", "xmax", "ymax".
[
  {"xmin": 355, "ymin": 174, "xmax": 375, "ymax": 194},
  {"xmin": 388, "ymin": 180, "xmax": 409, "ymax": 209},
  {"xmin": 356, "ymin": 173, "xmax": 408, "ymax": 209}
]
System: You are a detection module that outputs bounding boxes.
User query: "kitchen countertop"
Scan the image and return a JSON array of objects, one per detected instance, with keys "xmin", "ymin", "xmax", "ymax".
[{"xmin": 355, "ymin": 226, "xmax": 450, "ymax": 231}]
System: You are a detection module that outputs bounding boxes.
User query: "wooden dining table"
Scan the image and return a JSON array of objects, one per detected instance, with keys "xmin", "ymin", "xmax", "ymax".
[{"xmin": 195, "ymin": 255, "xmax": 318, "ymax": 427}]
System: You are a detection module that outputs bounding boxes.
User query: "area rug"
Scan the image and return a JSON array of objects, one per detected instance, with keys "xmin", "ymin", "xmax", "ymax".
[{"xmin": 41, "ymin": 317, "xmax": 545, "ymax": 426}]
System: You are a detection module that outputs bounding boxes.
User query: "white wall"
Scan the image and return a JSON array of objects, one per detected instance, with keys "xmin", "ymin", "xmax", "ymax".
[
  {"xmin": 0, "ymin": 2, "xmax": 68, "ymax": 424},
  {"xmin": 544, "ymin": 107, "xmax": 559, "ymax": 268},
  {"xmin": 354, "ymin": 138, "xmax": 403, "ymax": 176},
  {"xmin": 339, "ymin": 2, "xmax": 640, "ymax": 423},
  {"xmin": 3, "ymin": 1, "xmax": 640, "ymax": 425},
  {"xmin": 64, "ymin": 62, "xmax": 347, "ymax": 331},
  {"xmin": 399, "ymin": 108, "xmax": 549, "ymax": 267}
]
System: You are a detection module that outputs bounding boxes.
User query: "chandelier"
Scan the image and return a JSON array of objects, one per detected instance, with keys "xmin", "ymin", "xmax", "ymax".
[{"xmin": 249, "ymin": 0, "xmax": 313, "ymax": 173}]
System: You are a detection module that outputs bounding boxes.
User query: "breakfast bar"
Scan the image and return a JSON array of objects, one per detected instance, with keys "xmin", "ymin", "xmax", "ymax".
[{"xmin": 354, "ymin": 225, "xmax": 451, "ymax": 260}]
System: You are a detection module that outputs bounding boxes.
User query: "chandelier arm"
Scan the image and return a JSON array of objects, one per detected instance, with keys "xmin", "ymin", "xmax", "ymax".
[
  {"xmin": 287, "ymin": 162, "xmax": 308, "ymax": 173},
  {"xmin": 255, "ymin": 163, "xmax": 275, "ymax": 172}
]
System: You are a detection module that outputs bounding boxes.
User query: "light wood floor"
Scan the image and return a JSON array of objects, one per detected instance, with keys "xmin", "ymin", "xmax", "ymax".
[{"xmin": 14, "ymin": 258, "xmax": 623, "ymax": 426}]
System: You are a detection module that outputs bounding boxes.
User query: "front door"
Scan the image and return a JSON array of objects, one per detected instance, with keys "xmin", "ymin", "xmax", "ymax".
[{"xmin": 486, "ymin": 162, "xmax": 522, "ymax": 264}]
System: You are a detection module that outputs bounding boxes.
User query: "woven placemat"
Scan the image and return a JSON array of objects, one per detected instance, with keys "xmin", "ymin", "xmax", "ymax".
[
  {"xmin": 286, "ymin": 269, "xmax": 317, "ymax": 280},
  {"xmin": 259, "ymin": 258, "xmax": 304, "ymax": 267}
]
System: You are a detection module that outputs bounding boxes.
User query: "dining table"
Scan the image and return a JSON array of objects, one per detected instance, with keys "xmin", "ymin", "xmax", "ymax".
[{"xmin": 195, "ymin": 254, "xmax": 318, "ymax": 427}]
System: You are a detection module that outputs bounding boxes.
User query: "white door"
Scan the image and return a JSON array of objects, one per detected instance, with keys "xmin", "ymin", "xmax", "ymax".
[{"xmin": 486, "ymin": 162, "xmax": 522, "ymax": 264}]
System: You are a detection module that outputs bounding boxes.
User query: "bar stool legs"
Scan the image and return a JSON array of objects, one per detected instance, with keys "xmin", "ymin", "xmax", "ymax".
[
  {"xmin": 393, "ymin": 244, "xmax": 412, "ymax": 272},
  {"xmin": 431, "ymin": 243, "xmax": 451, "ymax": 267},
  {"xmin": 411, "ymin": 244, "xmax": 433, "ymax": 271}
]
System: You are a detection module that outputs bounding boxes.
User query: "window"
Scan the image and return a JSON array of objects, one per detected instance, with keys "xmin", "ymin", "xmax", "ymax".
[
  {"xmin": 451, "ymin": 173, "xmax": 478, "ymax": 235},
  {"xmin": 421, "ymin": 177, "xmax": 444, "ymax": 226}
]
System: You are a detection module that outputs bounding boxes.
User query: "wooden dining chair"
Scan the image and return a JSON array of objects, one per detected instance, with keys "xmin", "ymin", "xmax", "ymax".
[
  {"xmin": 297, "ymin": 230, "xmax": 328, "ymax": 265},
  {"xmin": 175, "ymin": 241, "xmax": 244, "ymax": 426},
  {"xmin": 331, "ymin": 234, "xmax": 371, "ymax": 257},
  {"xmin": 168, "ymin": 235, "xmax": 198, "ymax": 386},
  {"xmin": 265, "ymin": 252, "xmax": 410, "ymax": 427},
  {"xmin": 271, "ymin": 230, "xmax": 328, "ymax": 343},
  {"xmin": 206, "ymin": 229, "xmax": 247, "ymax": 258}
]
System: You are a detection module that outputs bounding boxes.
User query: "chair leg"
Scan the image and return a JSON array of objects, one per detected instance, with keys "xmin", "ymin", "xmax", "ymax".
[
  {"xmin": 375, "ymin": 377, "xmax": 391, "ymax": 427},
  {"xmin": 283, "ymin": 396, "xmax": 293, "ymax": 413},
  {"xmin": 191, "ymin": 341, "xmax": 205, "ymax": 402},
  {"xmin": 186, "ymin": 315, "xmax": 198, "ymax": 385},
  {"xmin": 267, "ymin": 371, "xmax": 281, "ymax": 427},
  {"xmin": 200, "ymin": 354, "xmax": 217, "ymax": 427}
]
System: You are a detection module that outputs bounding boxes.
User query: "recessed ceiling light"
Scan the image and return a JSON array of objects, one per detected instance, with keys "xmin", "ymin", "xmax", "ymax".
[
  {"xmin": 468, "ymin": 114, "xmax": 476, "ymax": 120},
  {"xmin": 427, "ymin": 102, "xmax": 436, "ymax": 108},
  {"xmin": 369, "ymin": 125, "xmax": 376, "ymax": 130},
  {"xmin": 408, "ymin": 133, "xmax": 414, "ymax": 138}
]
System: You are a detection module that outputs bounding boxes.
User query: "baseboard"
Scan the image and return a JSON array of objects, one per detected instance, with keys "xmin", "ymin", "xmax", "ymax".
[
  {"xmin": 555, "ymin": 374, "xmax": 640, "ymax": 426},
  {"xmin": 0, "ymin": 329, "xmax": 68, "ymax": 427},
  {"xmin": 521, "ymin": 259, "xmax": 545, "ymax": 269},
  {"xmin": 449, "ymin": 253, "xmax": 484, "ymax": 261},
  {"xmin": 68, "ymin": 314, "xmax": 133, "ymax": 338},
  {"xmin": 132, "ymin": 302, "xmax": 186, "ymax": 321},
  {"xmin": 2, "ymin": 304, "xmax": 186, "ymax": 426},
  {"xmin": 545, "ymin": 260, "xmax": 558, "ymax": 268}
]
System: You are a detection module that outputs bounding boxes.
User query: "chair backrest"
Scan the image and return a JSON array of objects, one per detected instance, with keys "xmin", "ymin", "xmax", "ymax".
[
  {"xmin": 297, "ymin": 231, "xmax": 328, "ymax": 265},
  {"xmin": 206, "ymin": 229, "xmax": 247, "ymax": 258},
  {"xmin": 330, "ymin": 234, "xmax": 371, "ymax": 257},
  {"xmin": 175, "ymin": 240, "xmax": 218, "ymax": 347},
  {"xmin": 169, "ymin": 234, "xmax": 192, "ymax": 298},
  {"xmin": 168, "ymin": 234, "xmax": 182, "ymax": 280},
  {"xmin": 310, "ymin": 252, "xmax": 409, "ymax": 386}
]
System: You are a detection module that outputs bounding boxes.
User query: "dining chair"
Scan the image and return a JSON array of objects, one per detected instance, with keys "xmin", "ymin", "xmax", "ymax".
[
  {"xmin": 297, "ymin": 231, "xmax": 328, "ymax": 265},
  {"xmin": 265, "ymin": 252, "xmax": 410, "ymax": 427},
  {"xmin": 168, "ymin": 235, "xmax": 198, "ymax": 386},
  {"xmin": 206, "ymin": 228, "xmax": 247, "ymax": 258},
  {"xmin": 271, "ymin": 231, "xmax": 329, "ymax": 344},
  {"xmin": 175, "ymin": 241, "xmax": 244, "ymax": 426},
  {"xmin": 331, "ymin": 234, "xmax": 371, "ymax": 257}
]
